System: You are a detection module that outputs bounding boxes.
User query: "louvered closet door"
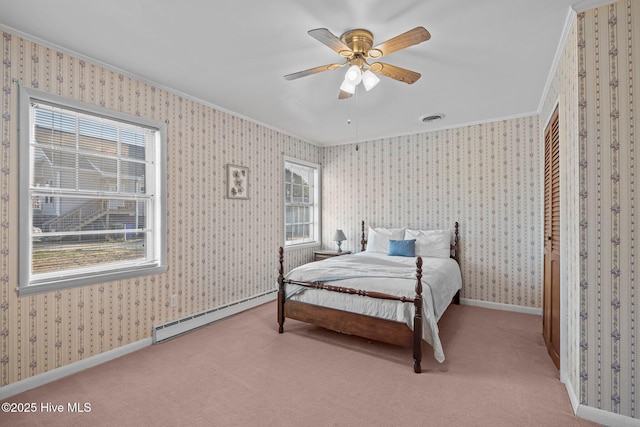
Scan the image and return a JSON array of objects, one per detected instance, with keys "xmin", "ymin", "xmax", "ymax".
[{"xmin": 543, "ymin": 107, "xmax": 560, "ymax": 369}]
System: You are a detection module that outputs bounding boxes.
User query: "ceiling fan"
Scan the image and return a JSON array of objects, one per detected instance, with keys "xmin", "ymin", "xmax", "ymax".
[{"xmin": 284, "ymin": 27, "xmax": 431, "ymax": 99}]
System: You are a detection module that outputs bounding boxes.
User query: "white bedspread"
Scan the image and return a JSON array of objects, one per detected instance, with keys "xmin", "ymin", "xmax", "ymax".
[{"xmin": 284, "ymin": 252, "xmax": 462, "ymax": 363}]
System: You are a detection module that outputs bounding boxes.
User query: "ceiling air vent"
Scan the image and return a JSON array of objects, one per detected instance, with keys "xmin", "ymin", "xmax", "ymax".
[{"xmin": 420, "ymin": 113, "xmax": 445, "ymax": 123}]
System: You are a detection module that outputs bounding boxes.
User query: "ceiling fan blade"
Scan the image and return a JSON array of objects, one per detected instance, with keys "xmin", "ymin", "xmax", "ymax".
[
  {"xmin": 368, "ymin": 27, "xmax": 431, "ymax": 58},
  {"xmin": 308, "ymin": 28, "xmax": 353, "ymax": 57},
  {"xmin": 338, "ymin": 90, "xmax": 353, "ymax": 100},
  {"xmin": 284, "ymin": 63, "xmax": 345, "ymax": 80},
  {"xmin": 369, "ymin": 62, "xmax": 421, "ymax": 84}
]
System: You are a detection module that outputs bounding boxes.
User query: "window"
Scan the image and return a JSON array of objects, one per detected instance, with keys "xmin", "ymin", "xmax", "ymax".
[
  {"xmin": 284, "ymin": 157, "xmax": 320, "ymax": 248},
  {"xmin": 18, "ymin": 87, "xmax": 167, "ymax": 295}
]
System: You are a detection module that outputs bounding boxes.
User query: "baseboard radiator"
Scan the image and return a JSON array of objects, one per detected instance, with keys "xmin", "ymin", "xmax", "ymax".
[{"xmin": 152, "ymin": 291, "xmax": 276, "ymax": 343}]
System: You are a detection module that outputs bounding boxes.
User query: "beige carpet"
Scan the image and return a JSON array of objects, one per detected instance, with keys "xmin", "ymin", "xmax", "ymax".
[{"xmin": 3, "ymin": 301, "xmax": 598, "ymax": 426}]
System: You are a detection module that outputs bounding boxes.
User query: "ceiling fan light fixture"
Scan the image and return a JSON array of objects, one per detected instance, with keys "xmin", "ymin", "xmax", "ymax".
[
  {"xmin": 285, "ymin": 27, "xmax": 431, "ymax": 100},
  {"xmin": 362, "ymin": 70, "xmax": 380, "ymax": 91},
  {"xmin": 344, "ymin": 65, "xmax": 362, "ymax": 85},
  {"xmin": 340, "ymin": 80, "xmax": 356, "ymax": 94}
]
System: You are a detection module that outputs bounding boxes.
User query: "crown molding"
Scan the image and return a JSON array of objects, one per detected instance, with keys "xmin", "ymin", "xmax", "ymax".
[{"xmin": 572, "ymin": 0, "xmax": 618, "ymax": 13}]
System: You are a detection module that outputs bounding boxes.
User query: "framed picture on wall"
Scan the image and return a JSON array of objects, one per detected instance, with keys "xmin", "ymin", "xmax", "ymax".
[{"xmin": 227, "ymin": 164, "xmax": 249, "ymax": 199}]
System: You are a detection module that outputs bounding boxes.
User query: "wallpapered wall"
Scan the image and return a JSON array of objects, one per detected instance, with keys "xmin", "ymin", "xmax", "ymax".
[
  {"xmin": 0, "ymin": 31, "xmax": 320, "ymax": 387},
  {"xmin": 540, "ymin": 2, "xmax": 581, "ymax": 411},
  {"xmin": 541, "ymin": 0, "xmax": 639, "ymax": 419},
  {"xmin": 578, "ymin": 1, "xmax": 639, "ymax": 417},
  {"xmin": 321, "ymin": 116, "xmax": 543, "ymax": 308},
  {"xmin": 3, "ymin": 3, "xmax": 638, "ymax": 422}
]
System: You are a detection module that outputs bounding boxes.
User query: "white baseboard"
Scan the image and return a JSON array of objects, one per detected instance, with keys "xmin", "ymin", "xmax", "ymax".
[
  {"xmin": 576, "ymin": 403, "xmax": 640, "ymax": 427},
  {"xmin": 459, "ymin": 298, "xmax": 543, "ymax": 316},
  {"xmin": 560, "ymin": 333, "xmax": 640, "ymax": 426},
  {"xmin": 0, "ymin": 337, "xmax": 152, "ymax": 400},
  {"xmin": 564, "ymin": 374, "xmax": 580, "ymax": 413},
  {"xmin": 567, "ymin": 375, "xmax": 640, "ymax": 426}
]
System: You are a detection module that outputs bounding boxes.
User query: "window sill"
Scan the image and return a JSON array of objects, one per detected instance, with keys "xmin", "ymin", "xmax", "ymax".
[
  {"xmin": 284, "ymin": 242, "xmax": 321, "ymax": 252},
  {"xmin": 18, "ymin": 263, "xmax": 167, "ymax": 297}
]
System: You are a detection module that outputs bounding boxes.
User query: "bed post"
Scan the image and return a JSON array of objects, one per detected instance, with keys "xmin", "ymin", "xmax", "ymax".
[
  {"xmin": 277, "ymin": 247, "xmax": 285, "ymax": 333},
  {"xmin": 452, "ymin": 222, "xmax": 461, "ymax": 305},
  {"xmin": 413, "ymin": 257, "xmax": 423, "ymax": 373},
  {"xmin": 453, "ymin": 221, "xmax": 460, "ymax": 262},
  {"xmin": 360, "ymin": 220, "xmax": 366, "ymax": 251}
]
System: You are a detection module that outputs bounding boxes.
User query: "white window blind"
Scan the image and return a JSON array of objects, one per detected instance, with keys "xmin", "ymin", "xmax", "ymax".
[
  {"xmin": 284, "ymin": 157, "xmax": 320, "ymax": 247},
  {"xmin": 19, "ymin": 87, "xmax": 167, "ymax": 295}
]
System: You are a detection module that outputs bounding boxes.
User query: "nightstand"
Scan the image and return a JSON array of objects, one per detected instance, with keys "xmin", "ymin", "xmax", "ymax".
[{"xmin": 314, "ymin": 250, "xmax": 352, "ymax": 261}]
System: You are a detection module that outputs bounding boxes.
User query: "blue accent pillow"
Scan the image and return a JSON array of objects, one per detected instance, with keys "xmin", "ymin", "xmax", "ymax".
[{"xmin": 388, "ymin": 239, "xmax": 416, "ymax": 257}]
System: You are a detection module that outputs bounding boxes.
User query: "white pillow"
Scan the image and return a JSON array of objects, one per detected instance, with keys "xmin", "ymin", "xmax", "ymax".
[
  {"xmin": 404, "ymin": 229, "xmax": 452, "ymax": 258},
  {"xmin": 366, "ymin": 227, "xmax": 406, "ymax": 253}
]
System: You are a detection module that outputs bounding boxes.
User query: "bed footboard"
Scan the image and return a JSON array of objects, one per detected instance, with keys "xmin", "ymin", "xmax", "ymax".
[{"xmin": 277, "ymin": 246, "xmax": 424, "ymax": 373}]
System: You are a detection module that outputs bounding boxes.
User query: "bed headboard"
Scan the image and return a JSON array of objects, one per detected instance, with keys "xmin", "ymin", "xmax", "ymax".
[{"xmin": 360, "ymin": 220, "xmax": 460, "ymax": 263}]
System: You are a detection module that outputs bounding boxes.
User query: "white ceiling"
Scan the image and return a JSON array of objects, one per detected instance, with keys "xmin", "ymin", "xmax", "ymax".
[{"xmin": 0, "ymin": 0, "xmax": 602, "ymax": 146}]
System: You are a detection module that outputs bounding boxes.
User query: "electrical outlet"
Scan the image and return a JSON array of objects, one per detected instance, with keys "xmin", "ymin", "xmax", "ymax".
[{"xmin": 170, "ymin": 294, "xmax": 177, "ymax": 307}]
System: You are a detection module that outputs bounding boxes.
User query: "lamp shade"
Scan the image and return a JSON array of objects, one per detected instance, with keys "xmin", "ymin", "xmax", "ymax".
[
  {"xmin": 339, "ymin": 80, "xmax": 356, "ymax": 94},
  {"xmin": 362, "ymin": 70, "xmax": 380, "ymax": 91},
  {"xmin": 344, "ymin": 65, "xmax": 362, "ymax": 85},
  {"xmin": 333, "ymin": 229, "xmax": 347, "ymax": 242}
]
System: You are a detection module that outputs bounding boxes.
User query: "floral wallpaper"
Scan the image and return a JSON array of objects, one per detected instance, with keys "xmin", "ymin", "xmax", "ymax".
[
  {"xmin": 0, "ymin": 30, "xmax": 320, "ymax": 387},
  {"xmin": 540, "ymin": 4, "xmax": 582, "ymax": 411},
  {"xmin": 321, "ymin": 116, "xmax": 543, "ymax": 308},
  {"xmin": 2, "ymin": 2, "xmax": 638, "ymax": 423},
  {"xmin": 577, "ymin": 0, "xmax": 638, "ymax": 417},
  {"xmin": 541, "ymin": 0, "xmax": 639, "ymax": 420}
]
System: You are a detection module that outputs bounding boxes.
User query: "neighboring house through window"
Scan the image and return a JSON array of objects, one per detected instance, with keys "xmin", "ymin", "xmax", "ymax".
[
  {"xmin": 18, "ymin": 87, "xmax": 167, "ymax": 295},
  {"xmin": 284, "ymin": 157, "xmax": 320, "ymax": 248}
]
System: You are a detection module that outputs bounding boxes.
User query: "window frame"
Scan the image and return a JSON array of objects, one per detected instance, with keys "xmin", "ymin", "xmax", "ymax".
[
  {"xmin": 18, "ymin": 87, "xmax": 167, "ymax": 296},
  {"xmin": 283, "ymin": 156, "xmax": 321, "ymax": 250}
]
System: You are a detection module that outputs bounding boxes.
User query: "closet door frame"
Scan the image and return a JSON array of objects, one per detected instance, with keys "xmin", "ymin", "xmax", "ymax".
[{"xmin": 541, "ymin": 97, "xmax": 567, "ymax": 379}]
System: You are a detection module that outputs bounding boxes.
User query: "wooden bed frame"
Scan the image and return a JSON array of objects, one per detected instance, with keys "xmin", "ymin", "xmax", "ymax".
[{"xmin": 277, "ymin": 221, "xmax": 460, "ymax": 373}]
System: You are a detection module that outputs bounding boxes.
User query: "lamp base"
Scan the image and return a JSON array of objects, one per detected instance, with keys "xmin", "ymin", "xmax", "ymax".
[{"xmin": 336, "ymin": 241, "xmax": 343, "ymax": 253}]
